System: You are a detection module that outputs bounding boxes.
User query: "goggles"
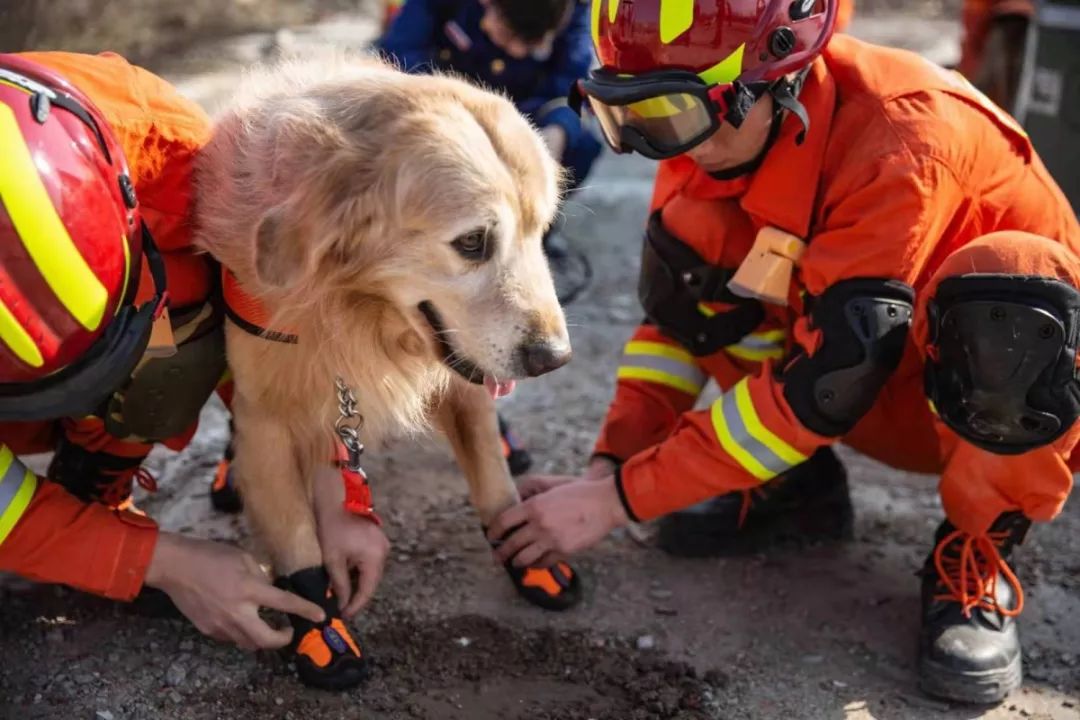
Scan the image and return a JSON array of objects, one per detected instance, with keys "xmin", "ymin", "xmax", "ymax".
[{"xmin": 570, "ymin": 70, "xmax": 768, "ymax": 160}]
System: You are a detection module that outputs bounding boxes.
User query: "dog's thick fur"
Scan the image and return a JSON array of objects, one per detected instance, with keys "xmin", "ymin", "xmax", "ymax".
[{"xmin": 195, "ymin": 53, "xmax": 569, "ymax": 574}]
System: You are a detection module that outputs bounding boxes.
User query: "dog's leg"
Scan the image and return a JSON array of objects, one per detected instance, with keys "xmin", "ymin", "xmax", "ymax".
[
  {"xmin": 436, "ymin": 380, "xmax": 582, "ymax": 611},
  {"xmin": 231, "ymin": 391, "xmax": 368, "ymax": 690}
]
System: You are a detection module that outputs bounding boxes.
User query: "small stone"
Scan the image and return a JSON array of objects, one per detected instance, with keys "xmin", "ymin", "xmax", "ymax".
[
  {"xmin": 168, "ymin": 690, "xmax": 183, "ymax": 704},
  {"xmin": 179, "ymin": 640, "xmax": 194, "ymax": 652},
  {"xmin": 636, "ymin": 635, "xmax": 656, "ymax": 651},
  {"xmin": 435, "ymin": 552, "xmax": 448, "ymax": 563},
  {"xmin": 32, "ymin": 694, "xmax": 42, "ymax": 704},
  {"xmin": 454, "ymin": 637, "xmax": 472, "ymax": 648},
  {"xmin": 275, "ymin": 697, "xmax": 284, "ymax": 706},
  {"xmin": 802, "ymin": 654, "xmax": 825, "ymax": 664},
  {"xmin": 648, "ymin": 588, "xmax": 674, "ymax": 600},
  {"xmin": 95, "ymin": 711, "xmax": 115, "ymax": 720},
  {"xmin": 397, "ymin": 554, "xmax": 410, "ymax": 563},
  {"xmin": 654, "ymin": 607, "xmax": 678, "ymax": 617},
  {"xmin": 164, "ymin": 663, "xmax": 187, "ymax": 687},
  {"xmin": 832, "ymin": 680, "xmax": 848, "ymax": 689}
]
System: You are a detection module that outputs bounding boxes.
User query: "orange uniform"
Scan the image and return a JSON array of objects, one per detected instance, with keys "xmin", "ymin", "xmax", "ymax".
[
  {"xmin": 0, "ymin": 52, "xmax": 215, "ymax": 600},
  {"xmin": 836, "ymin": 0, "xmax": 854, "ymax": 32},
  {"xmin": 596, "ymin": 35, "xmax": 1080, "ymax": 536}
]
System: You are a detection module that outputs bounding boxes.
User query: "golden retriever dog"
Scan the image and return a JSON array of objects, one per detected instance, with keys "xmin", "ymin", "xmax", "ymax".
[{"xmin": 194, "ymin": 52, "xmax": 577, "ymax": 688}]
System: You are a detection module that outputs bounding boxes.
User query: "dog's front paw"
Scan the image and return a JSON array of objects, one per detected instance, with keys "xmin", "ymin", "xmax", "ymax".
[
  {"xmin": 504, "ymin": 562, "xmax": 582, "ymax": 612},
  {"xmin": 275, "ymin": 567, "xmax": 368, "ymax": 690}
]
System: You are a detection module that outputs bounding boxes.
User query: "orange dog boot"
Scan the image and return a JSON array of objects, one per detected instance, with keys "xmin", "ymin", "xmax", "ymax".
[
  {"xmin": 487, "ymin": 526, "xmax": 582, "ymax": 611},
  {"xmin": 504, "ymin": 561, "xmax": 582, "ymax": 612},
  {"xmin": 210, "ymin": 427, "xmax": 244, "ymax": 515},
  {"xmin": 275, "ymin": 567, "xmax": 368, "ymax": 690}
]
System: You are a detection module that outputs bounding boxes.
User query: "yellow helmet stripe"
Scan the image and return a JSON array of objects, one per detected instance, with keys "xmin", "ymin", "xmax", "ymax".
[
  {"xmin": 608, "ymin": 0, "xmax": 620, "ymax": 23},
  {"xmin": 660, "ymin": 0, "xmax": 695, "ymax": 44},
  {"xmin": 698, "ymin": 43, "xmax": 746, "ymax": 86},
  {"xmin": 591, "ymin": 0, "xmax": 603, "ymax": 45},
  {"xmin": 0, "ymin": 104, "xmax": 108, "ymax": 332},
  {"xmin": 0, "ymin": 294, "xmax": 43, "ymax": 368}
]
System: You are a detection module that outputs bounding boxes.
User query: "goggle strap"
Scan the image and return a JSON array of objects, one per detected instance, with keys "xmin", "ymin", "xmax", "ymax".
[{"xmin": 770, "ymin": 76, "xmax": 810, "ymax": 146}]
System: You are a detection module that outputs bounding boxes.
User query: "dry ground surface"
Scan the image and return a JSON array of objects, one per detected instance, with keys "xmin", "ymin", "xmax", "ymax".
[{"xmin": 1, "ymin": 2, "xmax": 1077, "ymax": 719}]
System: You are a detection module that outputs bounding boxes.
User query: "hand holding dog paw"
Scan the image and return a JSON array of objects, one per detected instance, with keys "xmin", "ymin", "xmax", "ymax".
[
  {"xmin": 145, "ymin": 533, "xmax": 325, "ymax": 650},
  {"xmin": 487, "ymin": 476, "xmax": 629, "ymax": 567},
  {"xmin": 516, "ymin": 474, "xmax": 577, "ymax": 500},
  {"xmin": 314, "ymin": 468, "xmax": 390, "ymax": 619}
]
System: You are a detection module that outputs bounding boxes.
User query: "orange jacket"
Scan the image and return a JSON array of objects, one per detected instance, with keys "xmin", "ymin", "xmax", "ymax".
[
  {"xmin": 597, "ymin": 35, "xmax": 1080, "ymax": 523},
  {"xmin": 0, "ymin": 52, "xmax": 212, "ymax": 601},
  {"xmin": 837, "ymin": 0, "xmax": 854, "ymax": 33},
  {"xmin": 958, "ymin": 0, "xmax": 1035, "ymax": 80}
]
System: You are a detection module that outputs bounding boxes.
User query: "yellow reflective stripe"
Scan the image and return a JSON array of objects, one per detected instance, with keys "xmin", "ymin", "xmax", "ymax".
[
  {"xmin": 928, "ymin": 399, "xmax": 938, "ymax": 416},
  {"xmin": 0, "ymin": 446, "xmax": 37, "ymax": 545},
  {"xmin": 624, "ymin": 340, "xmax": 695, "ymax": 364},
  {"xmin": 608, "ymin": 0, "xmax": 619, "ymax": 23},
  {"xmin": 725, "ymin": 344, "xmax": 785, "ymax": 362},
  {"xmin": 660, "ymin": 0, "xmax": 695, "ymax": 43},
  {"xmin": 698, "ymin": 44, "xmax": 746, "ymax": 86},
  {"xmin": 0, "ymin": 297, "xmax": 42, "ymax": 368},
  {"xmin": 733, "ymin": 380, "xmax": 807, "ymax": 466},
  {"xmin": 0, "ymin": 104, "xmax": 107, "ymax": 331},
  {"xmin": 710, "ymin": 395, "xmax": 773, "ymax": 481},
  {"xmin": 618, "ymin": 366, "xmax": 702, "ymax": 395},
  {"xmin": 591, "ymin": 0, "xmax": 602, "ymax": 44},
  {"xmin": 117, "ymin": 234, "xmax": 131, "ymax": 316}
]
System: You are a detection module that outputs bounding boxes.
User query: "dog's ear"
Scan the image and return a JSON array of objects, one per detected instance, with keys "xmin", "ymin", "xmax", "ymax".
[{"xmin": 254, "ymin": 205, "xmax": 310, "ymax": 289}]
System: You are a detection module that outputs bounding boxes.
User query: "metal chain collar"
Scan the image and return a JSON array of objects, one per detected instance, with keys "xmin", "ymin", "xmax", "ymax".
[{"xmin": 334, "ymin": 376, "xmax": 364, "ymax": 471}]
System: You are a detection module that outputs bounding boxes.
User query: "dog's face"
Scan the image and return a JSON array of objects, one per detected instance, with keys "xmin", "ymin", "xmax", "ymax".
[{"xmin": 243, "ymin": 67, "xmax": 571, "ymax": 399}]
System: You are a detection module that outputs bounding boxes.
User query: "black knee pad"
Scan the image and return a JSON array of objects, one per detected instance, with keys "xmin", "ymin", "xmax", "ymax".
[
  {"xmin": 783, "ymin": 279, "xmax": 915, "ymax": 437},
  {"xmin": 925, "ymin": 274, "xmax": 1080, "ymax": 455}
]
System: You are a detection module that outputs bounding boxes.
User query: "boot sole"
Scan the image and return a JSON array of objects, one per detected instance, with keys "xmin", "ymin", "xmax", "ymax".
[
  {"xmin": 918, "ymin": 654, "xmax": 1022, "ymax": 705},
  {"xmin": 657, "ymin": 493, "xmax": 855, "ymax": 558}
]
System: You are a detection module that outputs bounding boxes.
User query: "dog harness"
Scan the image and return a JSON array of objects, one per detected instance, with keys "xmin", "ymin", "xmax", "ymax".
[{"xmin": 221, "ymin": 269, "xmax": 380, "ymax": 525}]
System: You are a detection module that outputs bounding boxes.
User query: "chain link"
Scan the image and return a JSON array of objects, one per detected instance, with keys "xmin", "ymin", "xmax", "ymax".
[{"xmin": 334, "ymin": 376, "xmax": 364, "ymax": 470}]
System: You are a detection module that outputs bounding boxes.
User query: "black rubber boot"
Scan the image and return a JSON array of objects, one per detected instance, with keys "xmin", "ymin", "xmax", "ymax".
[
  {"xmin": 498, "ymin": 414, "xmax": 532, "ymax": 477},
  {"xmin": 918, "ymin": 512, "xmax": 1030, "ymax": 705},
  {"xmin": 275, "ymin": 567, "xmax": 368, "ymax": 691},
  {"xmin": 656, "ymin": 447, "xmax": 853, "ymax": 558}
]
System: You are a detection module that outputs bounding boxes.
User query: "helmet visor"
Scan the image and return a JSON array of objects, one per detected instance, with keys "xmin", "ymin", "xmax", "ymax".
[{"xmin": 576, "ymin": 71, "xmax": 725, "ymax": 160}]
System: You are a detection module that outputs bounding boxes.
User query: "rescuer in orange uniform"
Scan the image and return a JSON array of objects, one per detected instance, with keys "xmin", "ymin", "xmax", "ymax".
[
  {"xmin": 489, "ymin": 0, "xmax": 1080, "ymax": 705},
  {"xmin": 0, "ymin": 53, "xmax": 389, "ymax": 690}
]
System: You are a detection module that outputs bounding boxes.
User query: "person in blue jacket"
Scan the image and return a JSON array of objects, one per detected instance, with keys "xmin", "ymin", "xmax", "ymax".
[{"xmin": 377, "ymin": 0, "xmax": 601, "ymax": 305}]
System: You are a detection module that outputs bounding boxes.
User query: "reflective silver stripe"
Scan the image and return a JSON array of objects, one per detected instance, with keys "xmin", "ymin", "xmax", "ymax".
[
  {"xmin": 619, "ymin": 353, "xmax": 707, "ymax": 385},
  {"xmin": 0, "ymin": 452, "xmax": 27, "ymax": 515},
  {"xmin": 736, "ymin": 335, "xmax": 783, "ymax": 350},
  {"xmin": 718, "ymin": 388, "xmax": 793, "ymax": 478}
]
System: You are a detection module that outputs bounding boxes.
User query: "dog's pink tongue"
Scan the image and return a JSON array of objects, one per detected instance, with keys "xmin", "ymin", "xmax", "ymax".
[{"xmin": 483, "ymin": 375, "xmax": 517, "ymax": 400}]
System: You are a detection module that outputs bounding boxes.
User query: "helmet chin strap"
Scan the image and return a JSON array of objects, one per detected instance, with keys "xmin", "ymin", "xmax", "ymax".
[{"xmin": 709, "ymin": 68, "xmax": 812, "ymax": 180}]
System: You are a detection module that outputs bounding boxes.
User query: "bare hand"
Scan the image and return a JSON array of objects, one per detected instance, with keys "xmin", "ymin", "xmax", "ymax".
[
  {"xmin": 486, "ymin": 476, "xmax": 629, "ymax": 567},
  {"xmin": 314, "ymin": 467, "xmax": 390, "ymax": 619},
  {"xmin": 584, "ymin": 456, "xmax": 617, "ymax": 482},
  {"xmin": 516, "ymin": 474, "xmax": 577, "ymax": 500},
  {"xmin": 144, "ymin": 533, "xmax": 325, "ymax": 650}
]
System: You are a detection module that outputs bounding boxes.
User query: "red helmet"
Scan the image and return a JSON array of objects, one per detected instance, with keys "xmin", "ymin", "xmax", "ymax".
[
  {"xmin": 0, "ymin": 55, "xmax": 167, "ymax": 419},
  {"xmin": 576, "ymin": 0, "xmax": 838, "ymax": 159}
]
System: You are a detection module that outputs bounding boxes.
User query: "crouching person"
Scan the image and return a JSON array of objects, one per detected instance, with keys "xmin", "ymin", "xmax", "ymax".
[
  {"xmin": 489, "ymin": 0, "xmax": 1080, "ymax": 705},
  {"xmin": 0, "ymin": 52, "xmax": 388, "ymax": 681}
]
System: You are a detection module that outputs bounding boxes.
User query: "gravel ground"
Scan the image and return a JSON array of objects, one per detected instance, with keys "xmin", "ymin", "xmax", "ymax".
[{"xmin": 1, "ymin": 4, "xmax": 1078, "ymax": 719}]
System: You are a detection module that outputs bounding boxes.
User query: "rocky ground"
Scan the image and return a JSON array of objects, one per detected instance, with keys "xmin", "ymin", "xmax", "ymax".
[{"xmin": 1, "ymin": 3, "xmax": 1078, "ymax": 719}]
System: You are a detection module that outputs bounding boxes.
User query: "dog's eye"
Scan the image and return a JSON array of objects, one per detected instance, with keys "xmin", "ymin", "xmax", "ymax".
[{"xmin": 452, "ymin": 228, "xmax": 493, "ymax": 261}]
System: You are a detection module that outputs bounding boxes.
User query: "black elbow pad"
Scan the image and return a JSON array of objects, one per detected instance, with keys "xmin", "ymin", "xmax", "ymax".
[{"xmin": 782, "ymin": 279, "xmax": 915, "ymax": 437}]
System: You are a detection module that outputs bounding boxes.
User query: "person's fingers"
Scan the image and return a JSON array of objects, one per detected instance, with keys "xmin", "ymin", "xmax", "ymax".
[
  {"xmin": 510, "ymin": 538, "xmax": 549, "ymax": 569},
  {"xmin": 487, "ymin": 503, "xmax": 530, "ymax": 544},
  {"xmin": 325, "ymin": 555, "xmax": 352, "ymax": 614},
  {"xmin": 234, "ymin": 611, "xmax": 294, "ymax": 650},
  {"xmin": 517, "ymin": 476, "xmax": 559, "ymax": 500},
  {"xmin": 493, "ymin": 523, "xmax": 539, "ymax": 565},
  {"xmin": 535, "ymin": 551, "xmax": 562, "ymax": 569},
  {"xmin": 249, "ymin": 582, "xmax": 326, "ymax": 624},
  {"xmin": 344, "ymin": 555, "xmax": 384, "ymax": 619}
]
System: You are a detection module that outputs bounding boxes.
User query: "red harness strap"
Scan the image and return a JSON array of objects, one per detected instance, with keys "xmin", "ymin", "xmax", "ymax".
[{"xmin": 222, "ymin": 268, "xmax": 379, "ymax": 524}]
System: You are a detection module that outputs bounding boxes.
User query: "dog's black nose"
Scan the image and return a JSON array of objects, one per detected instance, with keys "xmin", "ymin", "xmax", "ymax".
[{"xmin": 520, "ymin": 341, "xmax": 572, "ymax": 377}]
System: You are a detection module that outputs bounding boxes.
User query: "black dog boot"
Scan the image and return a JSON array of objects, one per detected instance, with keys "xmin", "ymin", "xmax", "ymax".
[
  {"xmin": 918, "ymin": 512, "xmax": 1030, "ymax": 704},
  {"xmin": 498, "ymin": 414, "xmax": 532, "ymax": 477},
  {"xmin": 487, "ymin": 527, "xmax": 582, "ymax": 611},
  {"xmin": 657, "ymin": 446, "xmax": 853, "ymax": 557},
  {"xmin": 276, "ymin": 567, "xmax": 367, "ymax": 690}
]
